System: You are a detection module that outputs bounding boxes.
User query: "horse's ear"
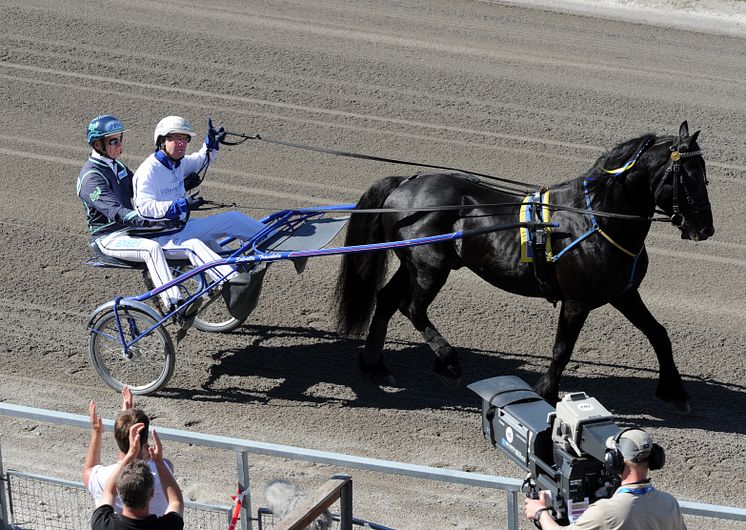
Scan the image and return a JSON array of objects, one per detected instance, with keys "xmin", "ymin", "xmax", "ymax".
[{"xmin": 679, "ymin": 121, "xmax": 690, "ymax": 138}]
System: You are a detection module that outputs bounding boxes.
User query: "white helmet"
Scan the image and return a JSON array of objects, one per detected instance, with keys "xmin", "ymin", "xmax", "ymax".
[{"xmin": 154, "ymin": 116, "xmax": 196, "ymax": 146}]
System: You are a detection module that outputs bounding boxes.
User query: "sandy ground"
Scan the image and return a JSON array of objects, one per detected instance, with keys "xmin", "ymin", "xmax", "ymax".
[{"xmin": 0, "ymin": 1, "xmax": 745, "ymax": 528}]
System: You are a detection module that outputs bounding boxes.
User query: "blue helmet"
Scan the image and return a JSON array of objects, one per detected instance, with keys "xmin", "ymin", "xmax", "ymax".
[{"xmin": 86, "ymin": 115, "xmax": 125, "ymax": 146}]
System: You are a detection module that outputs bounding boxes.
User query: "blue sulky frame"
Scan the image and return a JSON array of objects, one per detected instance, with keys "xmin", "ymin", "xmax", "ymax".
[{"xmin": 86, "ymin": 203, "xmax": 555, "ymax": 394}]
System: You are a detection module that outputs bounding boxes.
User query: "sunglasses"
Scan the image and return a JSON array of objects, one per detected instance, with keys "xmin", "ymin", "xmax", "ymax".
[
  {"xmin": 165, "ymin": 135, "xmax": 191, "ymax": 144},
  {"xmin": 106, "ymin": 135, "xmax": 124, "ymax": 146}
]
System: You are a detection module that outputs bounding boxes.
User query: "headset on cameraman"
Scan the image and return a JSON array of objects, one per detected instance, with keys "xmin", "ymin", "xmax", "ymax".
[{"xmin": 604, "ymin": 429, "xmax": 666, "ymax": 475}]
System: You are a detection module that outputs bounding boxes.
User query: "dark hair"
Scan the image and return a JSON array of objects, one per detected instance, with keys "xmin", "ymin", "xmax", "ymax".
[
  {"xmin": 116, "ymin": 460, "xmax": 154, "ymax": 510},
  {"xmin": 114, "ymin": 409, "xmax": 150, "ymax": 454}
]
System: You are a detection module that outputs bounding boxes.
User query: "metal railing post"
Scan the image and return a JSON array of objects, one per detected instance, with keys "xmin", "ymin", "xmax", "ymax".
[
  {"xmin": 236, "ymin": 450, "xmax": 252, "ymax": 530},
  {"xmin": 338, "ymin": 475, "xmax": 353, "ymax": 530},
  {"xmin": 0, "ymin": 438, "xmax": 9, "ymax": 530},
  {"xmin": 506, "ymin": 489, "xmax": 519, "ymax": 530}
]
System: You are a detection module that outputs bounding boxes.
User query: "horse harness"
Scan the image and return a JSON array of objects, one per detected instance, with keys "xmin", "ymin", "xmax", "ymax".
[
  {"xmin": 525, "ymin": 136, "xmax": 705, "ymax": 304},
  {"xmin": 653, "ymin": 141, "xmax": 708, "ymax": 229}
]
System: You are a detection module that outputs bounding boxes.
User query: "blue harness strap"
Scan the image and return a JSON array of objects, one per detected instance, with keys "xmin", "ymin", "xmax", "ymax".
[
  {"xmin": 549, "ymin": 178, "xmax": 643, "ymax": 292},
  {"xmin": 520, "ymin": 138, "xmax": 653, "ymax": 293}
]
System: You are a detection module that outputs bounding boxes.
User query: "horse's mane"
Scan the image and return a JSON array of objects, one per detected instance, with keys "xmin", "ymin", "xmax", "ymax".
[
  {"xmin": 582, "ymin": 133, "xmax": 659, "ymax": 200},
  {"xmin": 590, "ymin": 134, "xmax": 657, "ymax": 176}
]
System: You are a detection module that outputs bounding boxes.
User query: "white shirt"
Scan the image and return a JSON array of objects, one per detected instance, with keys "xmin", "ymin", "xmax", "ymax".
[
  {"xmin": 133, "ymin": 144, "xmax": 216, "ymax": 220},
  {"xmin": 87, "ymin": 459, "xmax": 172, "ymax": 515}
]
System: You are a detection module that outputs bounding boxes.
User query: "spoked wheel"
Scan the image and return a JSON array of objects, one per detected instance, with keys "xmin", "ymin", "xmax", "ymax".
[
  {"xmin": 174, "ymin": 266, "xmax": 247, "ymax": 333},
  {"xmin": 193, "ymin": 288, "xmax": 247, "ymax": 333},
  {"xmin": 88, "ymin": 307, "xmax": 175, "ymax": 395}
]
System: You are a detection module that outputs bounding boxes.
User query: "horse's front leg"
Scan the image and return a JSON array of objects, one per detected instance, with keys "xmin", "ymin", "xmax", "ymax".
[
  {"xmin": 401, "ymin": 265, "xmax": 461, "ymax": 388},
  {"xmin": 534, "ymin": 300, "xmax": 590, "ymax": 405},
  {"xmin": 611, "ymin": 289, "xmax": 689, "ymax": 413}
]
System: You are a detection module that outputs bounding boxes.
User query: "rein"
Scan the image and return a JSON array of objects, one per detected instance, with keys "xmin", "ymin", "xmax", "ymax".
[
  {"xmin": 200, "ymin": 199, "xmax": 671, "ymax": 222},
  {"xmin": 221, "ymin": 132, "xmax": 535, "ymax": 194},
  {"xmin": 214, "ymin": 132, "xmax": 672, "ymax": 223}
]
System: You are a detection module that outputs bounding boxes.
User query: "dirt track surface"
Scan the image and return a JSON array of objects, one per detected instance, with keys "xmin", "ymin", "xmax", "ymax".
[{"xmin": 1, "ymin": 1, "xmax": 745, "ymax": 528}]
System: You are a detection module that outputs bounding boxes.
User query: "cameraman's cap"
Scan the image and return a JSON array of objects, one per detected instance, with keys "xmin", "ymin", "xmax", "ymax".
[{"xmin": 618, "ymin": 429, "xmax": 653, "ymax": 462}]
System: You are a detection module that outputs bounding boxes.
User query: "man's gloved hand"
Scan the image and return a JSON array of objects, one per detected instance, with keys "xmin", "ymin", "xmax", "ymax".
[
  {"xmin": 206, "ymin": 118, "xmax": 226, "ymax": 151},
  {"xmin": 186, "ymin": 192, "xmax": 206, "ymax": 210},
  {"xmin": 165, "ymin": 197, "xmax": 188, "ymax": 219}
]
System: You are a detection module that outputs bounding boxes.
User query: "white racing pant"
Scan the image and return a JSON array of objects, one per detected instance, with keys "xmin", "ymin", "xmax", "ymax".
[
  {"xmin": 97, "ymin": 229, "xmax": 242, "ymax": 309},
  {"xmin": 172, "ymin": 212, "xmax": 265, "ymax": 245},
  {"xmin": 96, "ymin": 233, "xmax": 182, "ymax": 308},
  {"xmin": 150, "ymin": 211, "xmax": 266, "ymax": 288}
]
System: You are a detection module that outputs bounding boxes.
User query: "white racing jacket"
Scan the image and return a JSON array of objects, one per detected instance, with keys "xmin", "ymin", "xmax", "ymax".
[{"xmin": 133, "ymin": 144, "xmax": 216, "ymax": 220}]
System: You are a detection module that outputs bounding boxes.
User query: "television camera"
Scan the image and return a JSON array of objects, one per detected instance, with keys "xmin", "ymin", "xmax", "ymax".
[{"xmin": 469, "ymin": 376, "xmax": 624, "ymax": 523}]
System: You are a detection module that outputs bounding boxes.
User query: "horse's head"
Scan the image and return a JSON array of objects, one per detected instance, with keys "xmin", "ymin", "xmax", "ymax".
[{"xmin": 650, "ymin": 121, "xmax": 714, "ymax": 241}]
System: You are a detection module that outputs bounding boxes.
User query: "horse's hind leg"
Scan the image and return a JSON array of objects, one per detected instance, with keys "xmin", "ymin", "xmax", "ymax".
[
  {"xmin": 534, "ymin": 300, "xmax": 590, "ymax": 405},
  {"xmin": 400, "ymin": 264, "xmax": 461, "ymax": 388},
  {"xmin": 611, "ymin": 289, "xmax": 689, "ymax": 413},
  {"xmin": 360, "ymin": 264, "xmax": 409, "ymax": 386}
]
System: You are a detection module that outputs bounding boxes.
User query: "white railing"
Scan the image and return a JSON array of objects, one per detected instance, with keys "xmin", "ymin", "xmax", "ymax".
[{"xmin": 1, "ymin": 402, "xmax": 744, "ymax": 530}]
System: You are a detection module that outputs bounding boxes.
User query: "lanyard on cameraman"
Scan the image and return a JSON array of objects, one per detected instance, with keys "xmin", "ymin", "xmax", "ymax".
[{"xmin": 616, "ymin": 484, "xmax": 654, "ymax": 496}]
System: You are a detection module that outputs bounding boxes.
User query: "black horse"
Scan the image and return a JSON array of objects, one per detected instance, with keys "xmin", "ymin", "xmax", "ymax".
[{"xmin": 335, "ymin": 122, "xmax": 713, "ymax": 412}]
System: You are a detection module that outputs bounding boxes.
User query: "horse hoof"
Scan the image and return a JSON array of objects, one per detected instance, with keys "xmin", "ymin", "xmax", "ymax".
[
  {"xmin": 434, "ymin": 362, "xmax": 462, "ymax": 390},
  {"xmin": 438, "ymin": 374, "xmax": 462, "ymax": 390},
  {"xmin": 372, "ymin": 373, "xmax": 398, "ymax": 387},
  {"xmin": 533, "ymin": 381, "xmax": 558, "ymax": 406},
  {"xmin": 655, "ymin": 386, "xmax": 690, "ymax": 414},
  {"xmin": 670, "ymin": 399, "xmax": 691, "ymax": 414}
]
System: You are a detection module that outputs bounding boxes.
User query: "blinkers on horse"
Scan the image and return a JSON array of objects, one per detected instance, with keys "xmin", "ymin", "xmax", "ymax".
[{"xmin": 653, "ymin": 134, "xmax": 712, "ymax": 240}]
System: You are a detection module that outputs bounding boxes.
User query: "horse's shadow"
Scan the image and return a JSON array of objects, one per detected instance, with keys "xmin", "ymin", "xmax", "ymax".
[
  {"xmin": 163, "ymin": 324, "xmax": 511, "ymax": 411},
  {"xmin": 161, "ymin": 324, "xmax": 746, "ymax": 435}
]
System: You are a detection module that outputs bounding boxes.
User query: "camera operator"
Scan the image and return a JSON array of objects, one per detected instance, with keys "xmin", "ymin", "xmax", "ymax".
[{"xmin": 524, "ymin": 428, "xmax": 686, "ymax": 529}]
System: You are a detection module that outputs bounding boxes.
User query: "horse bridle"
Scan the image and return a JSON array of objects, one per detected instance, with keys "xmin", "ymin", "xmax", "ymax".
[{"xmin": 652, "ymin": 140, "xmax": 710, "ymax": 228}]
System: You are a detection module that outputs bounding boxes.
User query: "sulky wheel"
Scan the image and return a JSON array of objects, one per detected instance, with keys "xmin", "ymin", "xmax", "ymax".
[
  {"xmin": 173, "ymin": 266, "xmax": 247, "ymax": 333},
  {"xmin": 193, "ymin": 290, "xmax": 247, "ymax": 333},
  {"xmin": 88, "ymin": 306, "xmax": 175, "ymax": 395}
]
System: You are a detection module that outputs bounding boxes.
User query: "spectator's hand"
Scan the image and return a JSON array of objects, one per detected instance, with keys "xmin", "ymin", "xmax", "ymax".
[
  {"xmin": 186, "ymin": 191, "xmax": 205, "ymax": 210},
  {"xmin": 121, "ymin": 386, "xmax": 133, "ymax": 411},
  {"xmin": 206, "ymin": 118, "xmax": 226, "ymax": 150},
  {"xmin": 124, "ymin": 422, "xmax": 145, "ymax": 464},
  {"xmin": 89, "ymin": 400, "xmax": 103, "ymax": 435},
  {"xmin": 148, "ymin": 429, "xmax": 164, "ymax": 464}
]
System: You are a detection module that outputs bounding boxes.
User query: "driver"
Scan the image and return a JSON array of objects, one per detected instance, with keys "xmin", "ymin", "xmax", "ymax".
[
  {"xmin": 132, "ymin": 116, "xmax": 265, "ymax": 284},
  {"xmin": 77, "ymin": 114, "xmax": 183, "ymax": 310}
]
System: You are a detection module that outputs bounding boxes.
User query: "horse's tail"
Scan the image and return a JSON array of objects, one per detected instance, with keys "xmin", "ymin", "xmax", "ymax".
[{"xmin": 335, "ymin": 176, "xmax": 405, "ymax": 337}]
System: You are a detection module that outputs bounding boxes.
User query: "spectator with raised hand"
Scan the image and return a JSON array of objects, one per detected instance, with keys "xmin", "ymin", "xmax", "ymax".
[
  {"xmin": 91, "ymin": 423, "xmax": 183, "ymax": 529},
  {"xmin": 83, "ymin": 387, "xmax": 173, "ymax": 515}
]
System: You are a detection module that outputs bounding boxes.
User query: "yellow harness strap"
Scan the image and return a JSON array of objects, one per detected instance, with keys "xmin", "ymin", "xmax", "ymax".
[{"xmin": 595, "ymin": 227, "xmax": 641, "ymax": 257}]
